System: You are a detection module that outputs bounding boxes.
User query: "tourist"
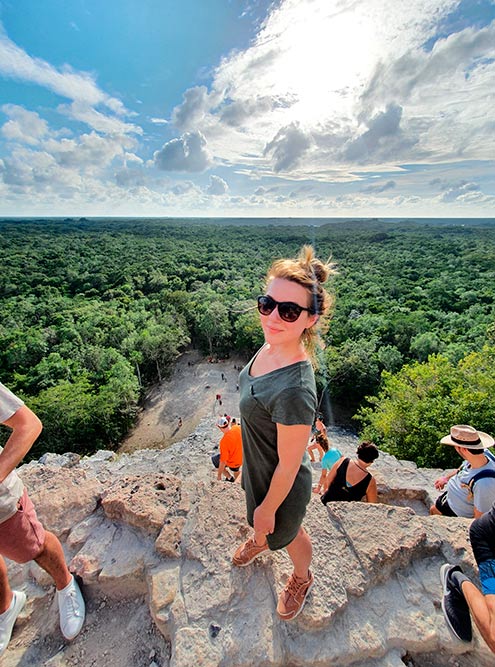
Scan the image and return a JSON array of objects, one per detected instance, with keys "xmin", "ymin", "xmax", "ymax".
[
  {"xmin": 211, "ymin": 416, "xmax": 242, "ymax": 482},
  {"xmin": 233, "ymin": 245, "xmax": 335, "ymax": 620},
  {"xmin": 307, "ymin": 432, "xmax": 325, "ymax": 462},
  {"xmin": 314, "ymin": 415, "xmax": 327, "ymax": 437},
  {"xmin": 430, "ymin": 425, "xmax": 495, "ymax": 518},
  {"xmin": 0, "ymin": 382, "xmax": 85, "ymax": 657},
  {"xmin": 320, "ymin": 441, "xmax": 379, "ymax": 504},
  {"xmin": 312, "ymin": 433, "xmax": 342, "ymax": 495}
]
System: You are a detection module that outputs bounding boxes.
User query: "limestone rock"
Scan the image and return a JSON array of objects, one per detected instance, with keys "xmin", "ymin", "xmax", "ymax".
[
  {"xmin": 20, "ymin": 466, "xmax": 103, "ymax": 537},
  {"xmin": 9, "ymin": 419, "xmax": 495, "ymax": 667},
  {"xmin": 101, "ymin": 474, "xmax": 190, "ymax": 538}
]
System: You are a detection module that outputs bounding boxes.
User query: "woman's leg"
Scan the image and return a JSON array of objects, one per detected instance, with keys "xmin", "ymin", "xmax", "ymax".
[
  {"xmin": 307, "ymin": 444, "xmax": 316, "ymax": 462},
  {"xmin": 285, "ymin": 526, "xmax": 312, "ymax": 580},
  {"xmin": 276, "ymin": 526, "xmax": 313, "ymax": 619}
]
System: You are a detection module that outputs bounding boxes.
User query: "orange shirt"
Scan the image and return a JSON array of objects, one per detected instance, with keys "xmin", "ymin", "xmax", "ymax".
[{"xmin": 219, "ymin": 424, "xmax": 243, "ymax": 468}]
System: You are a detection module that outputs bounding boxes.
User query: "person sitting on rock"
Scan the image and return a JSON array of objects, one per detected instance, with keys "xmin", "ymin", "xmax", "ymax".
[
  {"xmin": 430, "ymin": 425, "xmax": 495, "ymax": 519},
  {"xmin": 211, "ymin": 417, "xmax": 243, "ymax": 482},
  {"xmin": 439, "ymin": 430, "xmax": 495, "ymax": 650},
  {"xmin": 0, "ymin": 381, "xmax": 85, "ymax": 658},
  {"xmin": 312, "ymin": 433, "xmax": 342, "ymax": 494},
  {"xmin": 320, "ymin": 441, "xmax": 379, "ymax": 504}
]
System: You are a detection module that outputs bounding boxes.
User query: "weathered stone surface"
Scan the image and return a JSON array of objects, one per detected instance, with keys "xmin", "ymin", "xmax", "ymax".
[
  {"xmin": 20, "ymin": 466, "xmax": 103, "ymax": 537},
  {"xmin": 147, "ymin": 564, "xmax": 181, "ymax": 639},
  {"xmin": 101, "ymin": 473, "xmax": 190, "ymax": 537},
  {"xmin": 8, "ymin": 419, "xmax": 495, "ymax": 667},
  {"xmin": 155, "ymin": 517, "xmax": 186, "ymax": 558},
  {"xmin": 38, "ymin": 452, "xmax": 81, "ymax": 468}
]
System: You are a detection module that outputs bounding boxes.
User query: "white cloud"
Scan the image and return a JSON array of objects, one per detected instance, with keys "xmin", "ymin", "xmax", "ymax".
[
  {"xmin": 361, "ymin": 180, "xmax": 396, "ymax": 194},
  {"xmin": 343, "ymin": 104, "xmax": 418, "ymax": 163},
  {"xmin": 168, "ymin": 0, "xmax": 493, "ymax": 182},
  {"xmin": 438, "ymin": 180, "xmax": 481, "ymax": 202},
  {"xmin": 115, "ymin": 166, "xmax": 147, "ymax": 188},
  {"xmin": 206, "ymin": 175, "xmax": 228, "ymax": 195},
  {"xmin": 44, "ymin": 132, "xmax": 136, "ymax": 169},
  {"xmin": 1, "ymin": 2, "xmax": 494, "ymax": 217},
  {"xmin": 170, "ymin": 181, "xmax": 196, "ymax": 196},
  {"xmin": 0, "ymin": 26, "xmax": 127, "ymax": 115},
  {"xmin": 153, "ymin": 131, "xmax": 212, "ymax": 172},
  {"xmin": 263, "ymin": 122, "xmax": 312, "ymax": 171},
  {"xmin": 172, "ymin": 86, "xmax": 214, "ymax": 131},
  {"xmin": 1, "ymin": 104, "xmax": 49, "ymax": 144},
  {"xmin": 57, "ymin": 102, "xmax": 142, "ymax": 136}
]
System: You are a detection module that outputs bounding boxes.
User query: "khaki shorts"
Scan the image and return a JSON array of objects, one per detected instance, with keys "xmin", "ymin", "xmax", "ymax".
[{"xmin": 0, "ymin": 489, "xmax": 46, "ymax": 563}]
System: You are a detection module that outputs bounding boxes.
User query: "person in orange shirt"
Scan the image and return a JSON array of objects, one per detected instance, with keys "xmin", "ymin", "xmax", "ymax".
[{"xmin": 212, "ymin": 417, "xmax": 243, "ymax": 482}]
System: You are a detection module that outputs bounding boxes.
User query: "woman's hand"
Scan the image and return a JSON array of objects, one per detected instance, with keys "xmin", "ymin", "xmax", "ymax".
[{"xmin": 253, "ymin": 504, "xmax": 275, "ymax": 536}]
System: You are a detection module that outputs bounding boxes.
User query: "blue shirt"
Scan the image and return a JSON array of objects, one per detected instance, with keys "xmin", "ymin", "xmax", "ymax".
[{"xmin": 321, "ymin": 448, "xmax": 342, "ymax": 470}]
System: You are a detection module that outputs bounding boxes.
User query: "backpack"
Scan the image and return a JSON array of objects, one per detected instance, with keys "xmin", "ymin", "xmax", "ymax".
[{"xmin": 467, "ymin": 449, "xmax": 495, "ymax": 495}]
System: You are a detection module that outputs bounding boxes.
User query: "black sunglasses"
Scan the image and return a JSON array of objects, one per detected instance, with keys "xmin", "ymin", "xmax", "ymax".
[{"xmin": 257, "ymin": 295, "xmax": 315, "ymax": 323}]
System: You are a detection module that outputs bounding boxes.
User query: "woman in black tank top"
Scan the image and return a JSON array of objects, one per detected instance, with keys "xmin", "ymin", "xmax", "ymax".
[{"xmin": 321, "ymin": 441, "xmax": 379, "ymax": 505}]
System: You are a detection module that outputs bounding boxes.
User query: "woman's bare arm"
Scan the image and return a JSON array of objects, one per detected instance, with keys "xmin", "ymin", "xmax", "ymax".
[{"xmin": 253, "ymin": 423, "xmax": 311, "ymax": 536}]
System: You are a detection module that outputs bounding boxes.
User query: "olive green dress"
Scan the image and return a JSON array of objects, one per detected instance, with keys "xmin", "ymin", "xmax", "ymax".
[{"xmin": 239, "ymin": 354, "xmax": 316, "ymax": 550}]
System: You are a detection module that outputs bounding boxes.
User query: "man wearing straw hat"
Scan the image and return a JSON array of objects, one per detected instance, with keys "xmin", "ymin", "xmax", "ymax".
[
  {"xmin": 438, "ymin": 425, "xmax": 495, "ymax": 651},
  {"xmin": 430, "ymin": 424, "xmax": 495, "ymax": 519}
]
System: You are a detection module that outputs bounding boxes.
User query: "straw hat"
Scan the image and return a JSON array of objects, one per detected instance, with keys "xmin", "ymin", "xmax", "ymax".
[{"xmin": 440, "ymin": 424, "xmax": 494, "ymax": 450}]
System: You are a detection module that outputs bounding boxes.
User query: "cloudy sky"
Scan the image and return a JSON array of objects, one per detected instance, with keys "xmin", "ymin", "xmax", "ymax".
[{"xmin": 0, "ymin": 0, "xmax": 494, "ymax": 218}]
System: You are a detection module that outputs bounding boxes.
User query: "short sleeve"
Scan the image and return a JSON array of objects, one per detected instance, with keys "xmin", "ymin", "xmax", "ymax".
[
  {"xmin": 0, "ymin": 383, "xmax": 24, "ymax": 423},
  {"xmin": 269, "ymin": 386, "xmax": 316, "ymax": 426}
]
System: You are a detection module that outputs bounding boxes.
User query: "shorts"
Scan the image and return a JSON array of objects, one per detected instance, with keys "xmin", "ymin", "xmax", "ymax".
[
  {"xmin": 211, "ymin": 453, "xmax": 240, "ymax": 473},
  {"xmin": 0, "ymin": 489, "xmax": 46, "ymax": 563},
  {"xmin": 435, "ymin": 491, "xmax": 458, "ymax": 517},
  {"xmin": 470, "ymin": 508, "xmax": 495, "ymax": 595}
]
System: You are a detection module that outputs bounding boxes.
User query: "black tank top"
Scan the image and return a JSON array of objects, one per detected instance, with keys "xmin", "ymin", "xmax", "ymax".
[{"xmin": 321, "ymin": 458, "xmax": 371, "ymax": 504}]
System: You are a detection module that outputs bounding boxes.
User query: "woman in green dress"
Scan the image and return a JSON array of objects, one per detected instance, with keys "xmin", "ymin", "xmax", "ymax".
[{"xmin": 233, "ymin": 245, "xmax": 334, "ymax": 620}]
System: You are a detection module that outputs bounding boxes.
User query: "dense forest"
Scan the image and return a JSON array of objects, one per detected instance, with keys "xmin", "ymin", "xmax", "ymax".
[{"xmin": 1, "ymin": 217, "xmax": 494, "ymax": 467}]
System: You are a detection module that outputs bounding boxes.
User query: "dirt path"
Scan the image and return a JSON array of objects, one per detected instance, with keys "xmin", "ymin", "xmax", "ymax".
[{"xmin": 119, "ymin": 349, "xmax": 245, "ymax": 453}]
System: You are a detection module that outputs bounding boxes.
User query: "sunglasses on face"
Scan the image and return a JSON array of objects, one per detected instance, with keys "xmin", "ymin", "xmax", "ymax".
[{"xmin": 257, "ymin": 295, "xmax": 315, "ymax": 323}]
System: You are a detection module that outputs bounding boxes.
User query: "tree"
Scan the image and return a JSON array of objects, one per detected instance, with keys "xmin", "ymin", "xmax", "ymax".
[
  {"xmin": 325, "ymin": 338, "xmax": 381, "ymax": 404},
  {"xmin": 233, "ymin": 309, "xmax": 264, "ymax": 357},
  {"xmin": 409, "ymin": 332, "xmax": 441, "ymax": 361},
  {"xmin": 195, "ymin": 301, "xmax": 231, "ymax": 356},
  {"xmin": 357, "ymin": 347, "xmax": 495, "ymax": 468}
]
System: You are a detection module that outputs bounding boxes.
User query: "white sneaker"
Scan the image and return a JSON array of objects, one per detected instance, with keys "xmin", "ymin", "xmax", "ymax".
[
  {"xmin": 57, "ymin": 575, "xmax": 85, "ymax": 640},
  {"xmin": 0, "ymin": 590, "xmax": 26, "ymax": 657}
]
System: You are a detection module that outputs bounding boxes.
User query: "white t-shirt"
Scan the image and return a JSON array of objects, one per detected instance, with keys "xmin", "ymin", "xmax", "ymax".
[{"xmin": 0, "ymin": 382, "xmax": 25, "ymax": 523}]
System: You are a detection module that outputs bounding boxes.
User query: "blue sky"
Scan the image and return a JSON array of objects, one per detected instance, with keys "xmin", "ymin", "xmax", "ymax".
[{"xmin": 0, "ymin": 0, "xmax": 494, "ymax": 217}]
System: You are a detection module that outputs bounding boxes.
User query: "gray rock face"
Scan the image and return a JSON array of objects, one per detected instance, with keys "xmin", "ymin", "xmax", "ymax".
[{"xmin": 8, "ymin": 421, "xmax": 494, "ymax": 666}]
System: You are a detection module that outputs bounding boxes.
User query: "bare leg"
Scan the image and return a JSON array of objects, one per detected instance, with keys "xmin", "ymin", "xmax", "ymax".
[
  {"xmin": 430, "ymin": 505, "xmax": 442, "ymax": 515},
  {"xmin": 0, "ymin": 557, "xmax": 13, "ymax": 614},
  {"xmin": 34, "ymin": 532, "xmax": 71, "ymax": 591},
  {"xmin": 285, "ymin": 526, "xmax": 312, "ymax": 580},
  {"xmin": 253, "ymin": 530, "xmax": 268, "ymax": 547},
  {"xmin": 461, "ymin": 582, "xmax": 495, "ymax": 653}
]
